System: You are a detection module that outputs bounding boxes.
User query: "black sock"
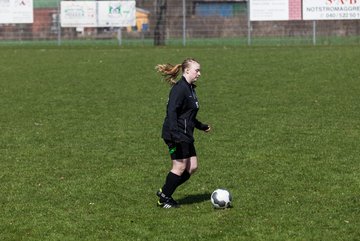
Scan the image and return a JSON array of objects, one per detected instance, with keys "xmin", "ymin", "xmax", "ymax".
[
  {"xmin": 178, "ymin": 170, "xmax": 191, "ymax": 187},
  {"xmin": 161, "ymin": 172, "xmax": 182, "ymax": 201}
]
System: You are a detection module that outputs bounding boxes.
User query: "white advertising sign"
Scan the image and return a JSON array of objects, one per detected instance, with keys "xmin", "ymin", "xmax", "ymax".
[
  {"xmin": 61, "ymin": 1, "xmax": 136, "ymax": 28},
  {"xmin": 250, "ymin": 0, "xmax": 289, "ymax": 21},
  {"xmin": 97, "ymin": 1, "xmax": 136, "ymax": 27},
  {"xmin": 60, "ymin": 1, "xmax": 97, "ymax": 27},
  {"xmin": 0, "ymin": 0, "xmax": 33, "ymax": 23},
  {"xmin": 303, "ymin": 0, "xmax": 360, "ymax": 20}
]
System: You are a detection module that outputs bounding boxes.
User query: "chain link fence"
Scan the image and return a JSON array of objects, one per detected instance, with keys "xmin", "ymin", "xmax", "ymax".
[{"xmin": 0, "ymin": 0, "xmax": 360, "ymax": 46}]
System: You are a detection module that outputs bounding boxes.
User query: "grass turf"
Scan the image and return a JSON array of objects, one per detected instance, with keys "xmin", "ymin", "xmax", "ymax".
[{"xmin": 0, "ymin": 45, "xmax": 359, "ymax": 240}]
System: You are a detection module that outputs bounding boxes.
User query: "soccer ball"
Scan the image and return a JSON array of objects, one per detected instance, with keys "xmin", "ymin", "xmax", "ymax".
[{"xmin": 211, "ymin": 189, "xmax": 232, "ymax": 209}]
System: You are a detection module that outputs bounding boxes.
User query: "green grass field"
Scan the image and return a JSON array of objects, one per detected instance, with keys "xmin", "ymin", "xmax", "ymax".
[{"xmin": 1, "ymin": 45, "xmax": 359, "ymax": 240}]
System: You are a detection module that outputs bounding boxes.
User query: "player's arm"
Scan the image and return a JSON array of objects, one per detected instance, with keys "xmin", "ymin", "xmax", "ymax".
[{"xmin": 194, "ymin": 119, "xmax": 211, "ymax": 132}]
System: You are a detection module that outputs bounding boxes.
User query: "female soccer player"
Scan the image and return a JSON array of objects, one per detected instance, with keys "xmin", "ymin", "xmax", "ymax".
[{"xmin": 155, "ymin": 58, "xmax": 211, "ymax": 208}]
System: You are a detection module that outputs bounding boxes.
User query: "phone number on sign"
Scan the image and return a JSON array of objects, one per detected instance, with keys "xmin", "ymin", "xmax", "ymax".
[{"xmin": 326, "ymin": 12, "xmax": 360, "ymax": 18}]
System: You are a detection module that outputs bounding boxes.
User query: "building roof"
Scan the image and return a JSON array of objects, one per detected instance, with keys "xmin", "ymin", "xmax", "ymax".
[
  {"xmin": 34, "ymin": 0, "xmax": 103, "ymax": 9},
  {"xmin": 136, "ymin": 8, "xmax": 150, "ymax": 15},
  {"xmin": 34, "ymin": 0, "xmax": 59, "ymax": 8}
]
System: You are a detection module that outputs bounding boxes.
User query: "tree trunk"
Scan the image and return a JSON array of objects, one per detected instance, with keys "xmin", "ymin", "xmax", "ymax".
[{"xmin": 154, "ymin": 0, "xmax": 167, "ymax": 46}]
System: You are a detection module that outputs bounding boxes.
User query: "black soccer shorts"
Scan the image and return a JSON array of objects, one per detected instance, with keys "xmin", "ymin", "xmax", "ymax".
[{"xmin": 164, "ymin": 140, "xmax": 197, "ymax": 160}]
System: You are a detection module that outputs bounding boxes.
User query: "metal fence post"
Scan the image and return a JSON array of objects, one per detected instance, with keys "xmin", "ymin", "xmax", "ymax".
[
  {"xmin": 57, "ymin": 0, "xmax": 61, "ymax": 46},
  {"xmin": 247, "ymin": 0, "xmax": 251, "ymax": 46},
  {"xmin": 182, "ymin": 0, "xmax": 186, "ymax": 46},
  {"xmin": 313, "ymin": 20, "xmax": 317, "ymax": 46},
  {"xmin": 117, "ymin": 28, "xmax": 122, "ymax": 46}
]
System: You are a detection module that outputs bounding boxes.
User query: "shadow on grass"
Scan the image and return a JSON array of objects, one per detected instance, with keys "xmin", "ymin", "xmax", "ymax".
[{"xmin": 177, "ymin": 192, "xmax": 211, "ymax": 205}]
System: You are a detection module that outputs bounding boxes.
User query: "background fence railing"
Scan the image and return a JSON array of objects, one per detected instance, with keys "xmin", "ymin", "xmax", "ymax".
[{"xmin": 0, "ymin": 0, "xmax": 360, "ymax": 46}]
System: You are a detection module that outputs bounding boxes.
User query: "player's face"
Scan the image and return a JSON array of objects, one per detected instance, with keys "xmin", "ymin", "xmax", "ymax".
[{"xmin": 186, "ymin": 62, "xmax": 201, "ymax": 83}]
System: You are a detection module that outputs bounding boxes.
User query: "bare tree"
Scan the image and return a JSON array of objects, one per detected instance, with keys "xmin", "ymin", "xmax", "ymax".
[{"xmin": 154, "ymin": 0, "xmax": 167, "ymax": 46}]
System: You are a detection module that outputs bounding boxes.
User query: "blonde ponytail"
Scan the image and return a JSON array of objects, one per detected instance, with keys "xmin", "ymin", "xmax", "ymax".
[
  {"xmin": 155, "ymin": 58, "xmax": 198, "ymax": 86},
  {"xmin": 155, "ymin": 63, "xmax": 182, "ymax": 86}
]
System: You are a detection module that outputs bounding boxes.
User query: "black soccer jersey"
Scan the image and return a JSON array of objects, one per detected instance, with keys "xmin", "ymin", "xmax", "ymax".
[{"xmin": 162, "ymin": 76, "xmax": 208, "ymax": 143}]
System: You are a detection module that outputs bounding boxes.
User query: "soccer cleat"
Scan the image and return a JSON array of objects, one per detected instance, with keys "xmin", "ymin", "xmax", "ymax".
[
  {"xmin": 156, "ymin": 188, "xmax": 179, "ymax": 208},
  {"xmin": 157, "ymin": 198, "xmax": 179, "ymax": 209}
]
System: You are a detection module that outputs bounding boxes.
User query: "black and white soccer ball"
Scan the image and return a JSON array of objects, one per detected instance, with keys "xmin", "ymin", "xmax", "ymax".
[{"xmin": 211, "ymin": 189, "xmax": 232, "ymax": 209}]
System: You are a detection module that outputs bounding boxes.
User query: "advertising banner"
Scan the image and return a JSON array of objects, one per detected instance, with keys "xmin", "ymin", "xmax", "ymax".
[
  {"xmin": 303, "ymin": 0, "xmax": 360, "ymax": 20},
  {"xmin": 97, "ymin": 1, "xmax": 136, "ymax": 27},
  {"xmin": 60, "ymin": 1, "xmax": 97, "ymax": 27},
  {"xmin": 61, "ymin": 1, "xmax": 136, "ymax": 28},
  {"xmin": 0, "ymin": 0, "xmax": 33, "ymax": 23},
  {"xmin": 250, "ymin": 0, "xmax": 360, "ymax": 21},
  {"xmin": 250, "ymin": 0, "xmax": 290, "ymax": 21}
]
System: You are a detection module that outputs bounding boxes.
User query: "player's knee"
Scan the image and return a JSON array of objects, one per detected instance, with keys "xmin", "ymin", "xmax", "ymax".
[
  {"xmin": 188, "ymin": 165, "xmax": 198, "ymax": 174},
  {"xmin": 171, "ymin": 163, "xmax": 187, "ymax": 175}
]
